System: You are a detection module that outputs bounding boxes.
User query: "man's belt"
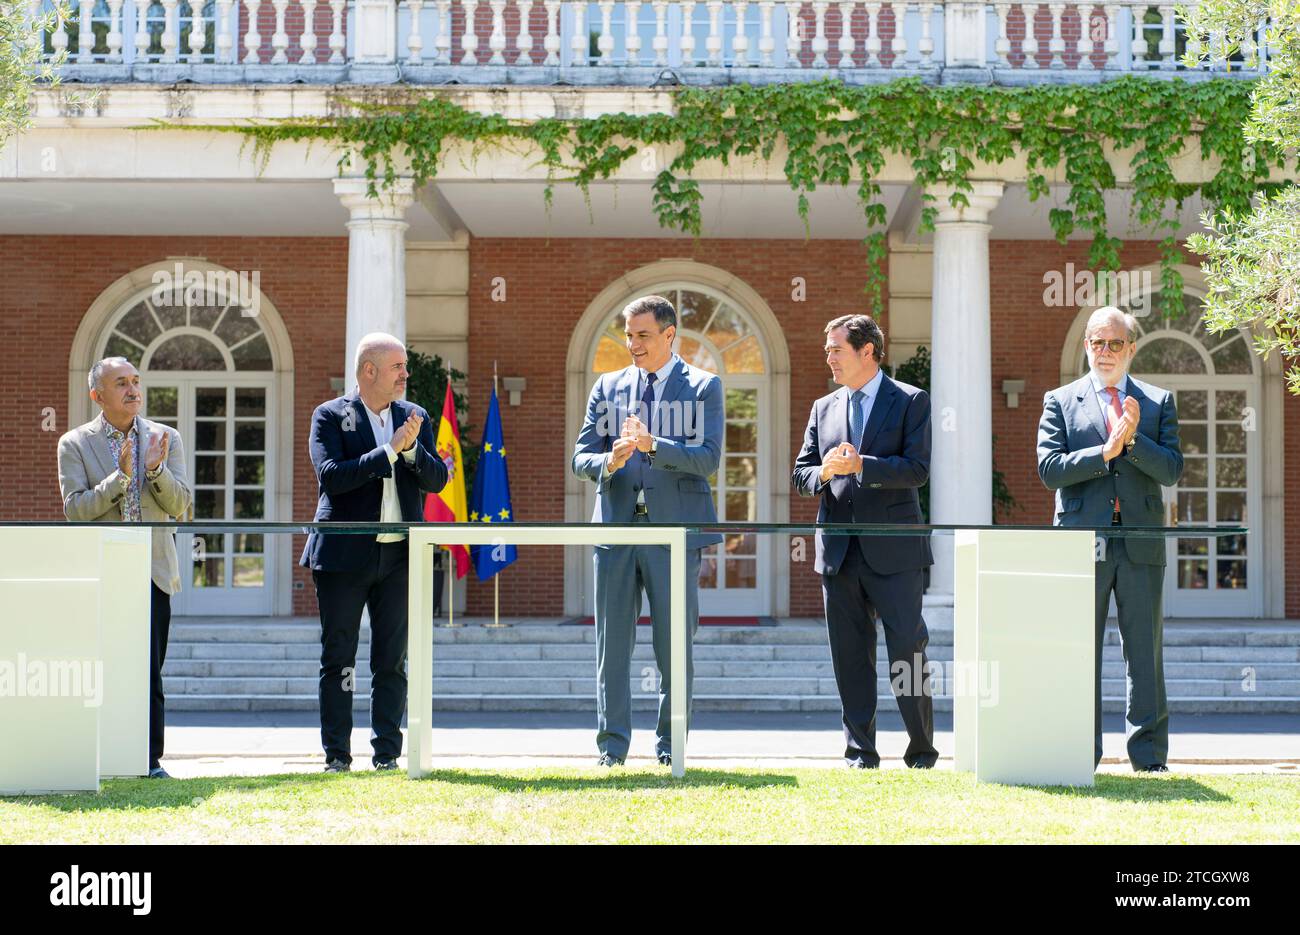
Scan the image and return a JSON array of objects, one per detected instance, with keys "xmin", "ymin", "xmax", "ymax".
[{"xmin": 634, "ymin": 503, "xmax": 649, "ymax": 516}]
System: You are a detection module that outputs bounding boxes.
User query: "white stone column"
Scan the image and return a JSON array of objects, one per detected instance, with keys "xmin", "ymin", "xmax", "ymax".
[
  {"xmin": 334, "ymin": 178, "xmax": 416, "ymax": 384},
  {"xmin": 927, "ymin": 181, "xmax": 1003, "ymax": 595}
]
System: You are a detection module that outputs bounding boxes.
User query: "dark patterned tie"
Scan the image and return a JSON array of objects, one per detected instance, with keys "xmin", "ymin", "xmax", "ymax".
[{"xmin": 638, "ymin": 371, "xmax": 658, "ymax": 464}]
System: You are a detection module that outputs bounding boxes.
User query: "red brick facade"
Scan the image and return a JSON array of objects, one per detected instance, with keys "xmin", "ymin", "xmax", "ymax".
[
  {"xmin": 1, "ymin": 232, "xmax": 1296, "ymax": 619},
  {"xmin": 0, "ymin": 235, "xmax": 346, "ymax": 615}
]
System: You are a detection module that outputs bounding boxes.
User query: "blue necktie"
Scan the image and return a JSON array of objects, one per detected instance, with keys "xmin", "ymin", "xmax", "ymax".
[
  {"xmin": 638, "ymin": 371, "xmax": 658, "ymax": 464},
  {"xmin": 849, "ymin": 389, "xmax": 865, "ymax": 449}
]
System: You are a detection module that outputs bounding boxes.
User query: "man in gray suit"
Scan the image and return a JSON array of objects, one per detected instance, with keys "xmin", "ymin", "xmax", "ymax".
[
  {"xmin": 58, "ymin": 357, "xmax": 192, "ymax": 779},
  {"xmin": 572, "ymin": 295, "xmax": 723, "ymax": 767},
  {"xmin": 1038, "ymin": 306, "xmax": 1183, "ymax": 772}
]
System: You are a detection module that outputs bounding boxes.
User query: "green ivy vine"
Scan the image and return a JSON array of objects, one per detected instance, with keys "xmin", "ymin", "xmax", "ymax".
[{"xmin": 198, "ymin": 76, "xmax": 1285, "ymax": 317}]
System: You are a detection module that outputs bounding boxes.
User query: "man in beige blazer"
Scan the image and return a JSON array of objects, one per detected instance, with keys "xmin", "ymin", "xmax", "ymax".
[{"xmin": 58, "ymin": 356, "xmax": 191, "ymax": 778}]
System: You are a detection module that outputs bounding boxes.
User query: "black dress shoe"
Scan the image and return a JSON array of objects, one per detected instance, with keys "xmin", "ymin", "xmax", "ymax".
[
  {"xmin": 1141, "ymin": 763, "xmax": 1169, "ymax": 773},
  {"xmin": 846, "ymin": 760, "xmax": 879, "ymax": 770},
  {"xmin": 373, "ymin": 757, "xmax": 399, "ymax": 771},
  {"xmin": 908, "ymin": 760, "xmax": 936, "ymax": 769},
  {"xmin": 596, "ymin": 753, "xmax": 625, "ymax": 767},
  {"xmin": 657, "ymin": 753, "xmax": 671, "ymax": 766},
  {"xmin": 324, "ymin": 758, "xmax": 351, "ymax": 773}
]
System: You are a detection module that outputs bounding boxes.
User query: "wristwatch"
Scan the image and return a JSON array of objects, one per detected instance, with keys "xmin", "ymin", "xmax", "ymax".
[
  {"xmin": 1125, "ymin": 434, "xmax": 1137, "ymax": 454},
  {"xmin": 648, "ymin": 437, "xmax": 658, "ymax": 460}
]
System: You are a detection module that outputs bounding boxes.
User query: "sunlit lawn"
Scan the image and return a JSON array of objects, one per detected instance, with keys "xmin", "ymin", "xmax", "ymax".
[{"xmin": 4, "ymin": 768, "xmax": 1299, "ymax": 844}]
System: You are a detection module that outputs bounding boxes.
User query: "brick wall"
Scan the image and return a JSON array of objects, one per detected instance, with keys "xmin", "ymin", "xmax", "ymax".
[
  {"xmin": 0, "ymin": 235, "xmax": 347, "ymax": 616},
  {"xmin": 465, "ymin": 235, "xmax": 887, "ymax": 617},
  {"xmin": 3, "ymin": 232, "xmax": 1294, "ymax": 618}
]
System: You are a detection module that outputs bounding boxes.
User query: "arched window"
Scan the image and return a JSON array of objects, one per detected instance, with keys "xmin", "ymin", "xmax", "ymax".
[
  {"xmin": 94, "ymin": 281, "xmax": 278, "ymax": 615},
  {"xmin": 590, "ymin": 285, "xmax": 770, "ymax": 613}
]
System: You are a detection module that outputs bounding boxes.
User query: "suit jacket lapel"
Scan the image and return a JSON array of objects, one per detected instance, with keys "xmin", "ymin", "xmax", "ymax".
[
  {"xmin": 349, "ymin": 395, "xmax": 379, "ymax": 452},
  {"xmin": 85, "ymin": 415, "xmax": 118, "ymax": 479},
  {"xmin": 658, "ymin": 359, "xmax": 688, "ymax": 408},
  {"xmin": 858, "ymin": 375, "xmax": 900, "ymax": 453},
  {"xmin": 1076, "ymin": 376, "xmax": 1109, "ymax": 445}
]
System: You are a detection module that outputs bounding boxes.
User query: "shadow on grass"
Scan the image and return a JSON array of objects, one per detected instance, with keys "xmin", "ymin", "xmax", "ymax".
[
  {"xmin": 415, "ymin": 767, "xmax": 798, "ymax": 792},
  {"xmin": 1, "ymin": 768, "xmax": 798, "ymax": 811},
  {"xmin": 1004, "ymin": 774, "xmax": 1232, "ymax": 803}
]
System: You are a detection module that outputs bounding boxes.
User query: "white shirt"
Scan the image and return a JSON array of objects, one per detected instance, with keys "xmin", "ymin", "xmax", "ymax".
[{"xmin": 364, "ymin": 402, "xmax": 418, "ymax": 543}]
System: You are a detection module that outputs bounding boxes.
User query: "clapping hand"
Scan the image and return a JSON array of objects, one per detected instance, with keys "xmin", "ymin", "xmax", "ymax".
[
  {"xmin": 393, "ymin": 414, "xmax": 423, "ymax": 454},
  {"xmin": 606, "ymin": 436, "xmax": 637, "ymax": 474},
  {"xmin": 622, "ymin": 415, "xmax": 654, "ymax": 453},
  {"xmin": 1121, "ymin": 396, "xmax": 1140, "ymax": 445},
  {"xmin": 820, "ymin": 443, "xmax": 863, "ymax": 483},
  {"xmin": 144, "ymin": 431, "xmax": 169, "ymax": 473},
  {"xmin": 117, "ymin": 437, "xmax": 134, "ymax": 478}
]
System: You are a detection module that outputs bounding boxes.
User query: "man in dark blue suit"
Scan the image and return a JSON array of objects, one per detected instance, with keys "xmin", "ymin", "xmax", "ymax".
[
  {"xmin": 300, "ymin": 333, "xmax": 447, "ymax": 772},
  {"xmin": 792, "ymin": 314, "xmax": 938, "ymax": 769}
]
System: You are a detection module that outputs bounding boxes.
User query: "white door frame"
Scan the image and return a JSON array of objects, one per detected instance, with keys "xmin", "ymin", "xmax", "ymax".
[
  {"xmin": 148, "ymin": 375, "xmax": 278, "ymax": 616},
  {"xmin": 67, "ymin": 260, "xmax": 296, "ymax": 618},
  {"xmin": 563, "ymin": 262, "xmax": 792, "ymax": 619},
  {"xmin": 1157, "ymin": 374, "xmax": 1261, "ymax": 618}
]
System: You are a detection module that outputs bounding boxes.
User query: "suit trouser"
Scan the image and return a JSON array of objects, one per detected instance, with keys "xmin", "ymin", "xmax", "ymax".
[
  {"xmin": 149, "ymin": 584, "xmax": 172, "ymax": 770},
  {"xmin": 593, "ymin": 516, "xmax": 701, "ymax": 759},
  {"xmin": 1095, "ymin": 527, "xmax": 1168, "ymax": 770},
  {"xmin": 312, "ymin": 539, "xmax": 409, "ymax": 765},
  {"xmin": 821, "ymin": 539, "xmax": 937, "ymax": 768}
]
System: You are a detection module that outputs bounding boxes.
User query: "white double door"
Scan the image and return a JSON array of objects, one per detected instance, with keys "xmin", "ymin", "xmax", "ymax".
[
  {"xmin": 144, "ymin": 376, "xmax": 277, "ymax": 615},
  {"xmin": 1159, "ymin": 377, "xmax": 1260, "ymax": 618}
]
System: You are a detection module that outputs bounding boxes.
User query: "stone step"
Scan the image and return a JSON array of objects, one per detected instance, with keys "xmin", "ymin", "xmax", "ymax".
[
  {"xmin": 160, "ymin": 657, "xmax": 1300, "ymax": 683},
  {"xmin": 166, "ymin": 621, "xmax": 1300, "ymax": 648},
  {"xmin": 162, "ymin": 640, "xmax": 1300, "ymax": 668},
  {"xmin": 164, "ymin": 693, "xmax": 1300, "ymax": 714},
  {"xmin": 160, "ymin": 674, "xmax": 1300, "ymax": 699}
]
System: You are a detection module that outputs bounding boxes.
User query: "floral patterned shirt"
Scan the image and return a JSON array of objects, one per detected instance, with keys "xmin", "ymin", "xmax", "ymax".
[{"xmin": 101, "ymin": 413, "xmax": 143, "ymax": 522}]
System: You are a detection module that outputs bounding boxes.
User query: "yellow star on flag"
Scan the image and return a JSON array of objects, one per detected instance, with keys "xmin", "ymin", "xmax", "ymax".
[
  {"xmin": 484, "ymin": 442, "xmax": 493, "ymax": 453},
  {"xmin": 469, "ymin": 511, "xmax": 478, "ymax": 522},
  {"xmin": 498, "ymin": 508, "xmax": 510, "ymax": 520},
  {"xmin": 481, "ymin": 515, "xmax": 491, "ymax": 523}
]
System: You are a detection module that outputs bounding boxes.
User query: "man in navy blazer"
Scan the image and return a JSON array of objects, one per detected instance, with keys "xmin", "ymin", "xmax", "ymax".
[
  {"xmin": 572, "ymin": 295, "xmax": 723, "ymax": 767},
  {"xmin": 300, "ymin": 333, "xmax": 447, "ymax": 772},
  {"xmin": 792, "ymin": 314, "xmax": 937, "ymax": 769},
  {"xmin": 1038, "ymin": 306, "xmax": 1183, "ymax": 772}
]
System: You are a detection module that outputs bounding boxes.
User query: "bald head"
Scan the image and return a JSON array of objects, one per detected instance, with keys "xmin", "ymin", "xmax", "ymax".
[{"xmin": 354, "ymin": 332, "xmax": 408, "ymax": 410}]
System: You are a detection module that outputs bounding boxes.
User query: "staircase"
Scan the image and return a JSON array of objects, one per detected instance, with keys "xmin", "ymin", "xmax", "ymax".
[{"xmin": 162, "ymin": 617, "xmax": 1300, "ymax": 714}]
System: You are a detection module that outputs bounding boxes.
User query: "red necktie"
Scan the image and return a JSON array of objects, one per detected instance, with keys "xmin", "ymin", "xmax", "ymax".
[{"xmin": 1104, "ymin": 386, "xmax": 1122, "ymax": 515}]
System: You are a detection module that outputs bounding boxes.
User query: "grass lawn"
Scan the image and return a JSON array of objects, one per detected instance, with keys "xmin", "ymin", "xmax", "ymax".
[{"xmin": 3, "ymin": 769, "xmax": 1298, "ymax": 844}]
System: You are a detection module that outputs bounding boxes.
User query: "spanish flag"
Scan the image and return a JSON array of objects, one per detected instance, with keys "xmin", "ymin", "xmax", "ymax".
[{"xmin": 424, "ymin": 381, "xmax": 470, "ymax": 578}]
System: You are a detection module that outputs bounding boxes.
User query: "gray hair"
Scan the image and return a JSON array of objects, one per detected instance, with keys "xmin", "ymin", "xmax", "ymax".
[
  {"xmin": 354, "ymin": 332, "xmax": 405, "ymax": 378},
  {"xmin": 88, "ymin": 356, "xmax": 133, "ymax": 392},
  {"xmin": 1085, "ymin": 306, "xmax": 1139, "ymax": 342},
  {"xmin": 621, "ymin": 295, "xmax": 677, "ymax": 332}
]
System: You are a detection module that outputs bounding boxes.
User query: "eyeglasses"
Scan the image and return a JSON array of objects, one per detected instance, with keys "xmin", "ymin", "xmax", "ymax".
[{"xmin": 1088, "ymin": 338, "xmax": 1131, "ymax": 354}]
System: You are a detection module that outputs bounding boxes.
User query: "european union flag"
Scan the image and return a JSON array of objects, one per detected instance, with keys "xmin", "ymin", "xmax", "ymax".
[{"xmin": 469, "ymin": 386, "xmax": 518, "ymax": 581}]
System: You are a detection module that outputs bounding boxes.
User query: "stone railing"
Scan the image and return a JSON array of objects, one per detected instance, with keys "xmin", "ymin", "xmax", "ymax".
[{"xmin": 30, "ymin": 1, "xmax": 1273, "ymax": 82}]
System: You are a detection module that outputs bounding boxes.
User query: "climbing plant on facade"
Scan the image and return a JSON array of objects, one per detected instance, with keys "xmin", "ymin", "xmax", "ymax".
[{"xmin": 199, "ymin": 76, "xmax": 1284, "ymax": 318}]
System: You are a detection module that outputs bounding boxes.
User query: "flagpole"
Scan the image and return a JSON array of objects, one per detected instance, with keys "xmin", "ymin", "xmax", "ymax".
[
  {"xmin": 484, "ymin": 364, "xmax": 511, "ymax": 629},
  {"xmin": 438, "ymin": 548, "xmax": 463, "ymax": 628}
]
